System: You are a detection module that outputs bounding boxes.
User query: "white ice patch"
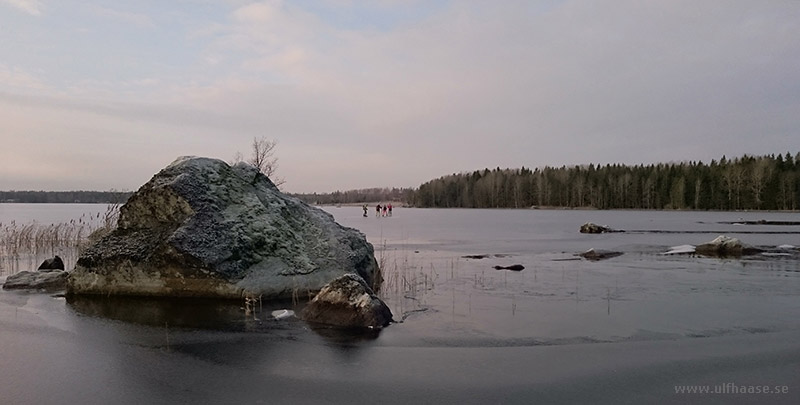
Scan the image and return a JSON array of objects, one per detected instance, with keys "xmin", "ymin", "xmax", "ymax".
[
  {"xmin": 777, "ymin": 244, "xmax": 796, "ymax": 250},
  {"xmin": 271, "ymin": 309, "xmax": 295, "ymax": 320},
  {"xmin": 663, "ymin": 245, "xmax": 696, "ymax": 255}
]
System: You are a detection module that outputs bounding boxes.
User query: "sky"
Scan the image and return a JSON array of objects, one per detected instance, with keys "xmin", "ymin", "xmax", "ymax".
[{"xmin": 1, "ymin": 0, "xmax": 799, "ymax": 193}]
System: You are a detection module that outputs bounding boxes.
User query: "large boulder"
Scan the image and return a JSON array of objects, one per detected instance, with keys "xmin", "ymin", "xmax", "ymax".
[
  {"xmin": 68, "ymin": 156, "xmax": 381, "ymax": 299},
  {"xmin": 301, "ymin": 273, "xmax": 393, "ymax": 329},
  {"xmin": 3, "ymin": 271, "xmax": 68, "ymax": 291},
  {"xmin": 695, "ymin": 235, "xmax": 762, "ymax": 257}
]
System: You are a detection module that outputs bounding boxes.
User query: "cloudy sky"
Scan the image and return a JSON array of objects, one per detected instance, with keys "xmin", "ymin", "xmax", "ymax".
[{"xmin": 1, "ymin": 0, "xmax": 798, "ymax": 193}]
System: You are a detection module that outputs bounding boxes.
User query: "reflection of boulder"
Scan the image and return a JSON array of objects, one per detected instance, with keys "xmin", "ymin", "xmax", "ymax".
[
  {"xmin": 579, "ymin": 223, "xmax": 619, "ymax": 234},
  {"xmin": 66, "ymin": 295, "xmax": 288, "ymax": 331},
  {"xmin": 69, "ymin": 157, "xmax": 380, "ymax": 299},
  {"xmin": 578, "ymin": 249, "xmax": 623, "ymax": 261},
  {"xmin": 301, "ymin": 274, "xmax": 392, "ymax": 329},
  {"xmin": 38, "ymin": 255, "xmax": 65, "ymax": 271},
  {"xmin": 3, "ymin": 271, "xmax": 68, "ymax": 291},
  {"xmin": 695, "ymin": 235, "xmax": 762, "ymax": 257}
]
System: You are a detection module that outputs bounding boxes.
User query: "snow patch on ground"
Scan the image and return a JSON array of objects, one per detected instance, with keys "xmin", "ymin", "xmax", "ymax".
[{"xmin": 663, "ymin": 245, "xmax": 696, "ymax": 255}]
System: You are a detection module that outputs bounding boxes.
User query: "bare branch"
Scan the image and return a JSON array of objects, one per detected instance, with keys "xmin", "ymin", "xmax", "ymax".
[{"xmin": 247, "ymin": 137, "xmax": 285, "ymax": 188}]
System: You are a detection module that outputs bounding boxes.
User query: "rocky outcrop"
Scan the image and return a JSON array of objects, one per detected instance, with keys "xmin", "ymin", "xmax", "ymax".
[
  {"xmin": 695, "ymin": 235, "xmax": 762, "ymax": 257},
  {"xmin": 38, "ymin": 255, "xmax": 65, "ymax": 272},
  {"xmin": 300, "ymin": 273, "xmax": 393, "ymax": 329},
  {"xmin": 68, "ymin": 156, "xmax": 381, "ymax": 299},
  {"xmin": 579, "ymin": 223, "xmax": 619, "ymax": 234},
  {"xmin": 3, "ymin": 271, "xmax": 68, "ymax": 291}
]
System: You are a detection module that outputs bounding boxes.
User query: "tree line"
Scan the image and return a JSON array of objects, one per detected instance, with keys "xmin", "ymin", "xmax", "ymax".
[
  {"xmin": 0, "ymin": 190, "xmax": 132, "ymax": 204},
  {"xmin": 5, "ymin": 152, "xmax": 798, "ymax": 211},
  {"xmin": 291, "ymin": 187, "xmax": 414, "ymax": 205},
  {"xmin": 410, "ymin": 152, "xmax": 800, "ymax": 211}
]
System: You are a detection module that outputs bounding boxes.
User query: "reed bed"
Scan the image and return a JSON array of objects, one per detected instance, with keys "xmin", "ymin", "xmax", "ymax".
[
  {"xmin": 376, "ymin": 239, "xmax": 450, "ymax": 322},
  {"xmin": 0, "ymin": 205, "xmax": 119, "ymax": 275}
]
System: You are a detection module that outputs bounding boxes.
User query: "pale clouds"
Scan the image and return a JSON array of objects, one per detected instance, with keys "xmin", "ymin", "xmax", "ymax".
[
  {"xmin": 1, "ymin": 0, "xmax": 44, "ymax": 16},
  {"xmin": 0, "ymin": 64, "xmax": 45, "ymax": 90},
  {"xmin": 90, "ymin": 5, "xmax": 156, "ymax": 28},
  {"xmin": 0, "ymin": 0, "xmax": 799, "ymax": 192}
]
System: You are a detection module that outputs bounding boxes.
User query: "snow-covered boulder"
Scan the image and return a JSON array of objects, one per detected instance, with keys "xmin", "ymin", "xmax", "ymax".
[
  {"xmin": 695, "ymin": 235, "xmax": 762, "ymax": 257},
  {"xmin": 68, "ymin": 157, "xmax": 381, "ymax": 299}
]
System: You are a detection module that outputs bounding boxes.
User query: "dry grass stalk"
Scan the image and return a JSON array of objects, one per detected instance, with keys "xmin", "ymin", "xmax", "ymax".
[{"xmin": 0, "ymin": 204, "xmax": 120, "ymax": 275}]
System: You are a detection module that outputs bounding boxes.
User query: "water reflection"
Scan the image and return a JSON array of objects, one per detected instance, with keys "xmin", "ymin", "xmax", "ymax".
[
  {"xmin": 62, "ymin": 294, "xmax": 380, "ymax": 394},
  {"xmin": 306, "ymin": 322, "xmax": 381, "ymax": 345},
  {"xmin": 66, "ymin": 294, "xmax": 387, "ymax": 344},
  {"xmin": 67, "ymin": 295, "xmax": 268, "ymax": 331}
]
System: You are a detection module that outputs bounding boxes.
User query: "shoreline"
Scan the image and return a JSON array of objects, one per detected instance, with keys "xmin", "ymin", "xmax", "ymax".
[{"xmin": 3, "ymin": 201, "xmax": 799, "ymax": 215}]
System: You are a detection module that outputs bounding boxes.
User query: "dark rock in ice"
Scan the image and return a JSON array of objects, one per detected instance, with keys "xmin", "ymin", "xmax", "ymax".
[
  {"xmin": 68, "ymin": 156, "xmax": 380, "ymax": 299},
  {"xmin": 38, "ymin": 255, "xmax": 65, "ymax": 272},
  {"xmin": 300, "ymin": 273, "xmax": 393, "ymax": 329},
  {"xmin": 3, "ymin": 270, "xmax": 68, "ymax": 291},
  {"xmin": 579, "ymin": 222, "xmax": 620, "ymax": 234},
  {"xmin": 578, "ymin": 249, "xmax": 624, "ymax": 261},
  {"xmin": 493, "ymin": 264, "xmax": 525, "ymax": 271},
  {"xmin": 464, "ymin": 254, "xmax": 511, "ymax": 260}
]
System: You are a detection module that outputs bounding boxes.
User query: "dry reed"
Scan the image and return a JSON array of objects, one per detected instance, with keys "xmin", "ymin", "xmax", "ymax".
[{"xmin": 0, "ymin": 204, "xmax": 119, "ymax": 275}]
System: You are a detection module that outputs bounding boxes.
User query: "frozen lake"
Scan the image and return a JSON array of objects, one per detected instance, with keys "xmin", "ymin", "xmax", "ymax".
[{"xmin": 1, "ymin": 204, "xmax": 799, "ymax": 403}]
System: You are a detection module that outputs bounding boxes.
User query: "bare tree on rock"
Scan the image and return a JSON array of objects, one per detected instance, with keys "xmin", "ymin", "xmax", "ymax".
[{"xmin": 232, "ymin": 137, "xmax": 286, "ymax": 188}]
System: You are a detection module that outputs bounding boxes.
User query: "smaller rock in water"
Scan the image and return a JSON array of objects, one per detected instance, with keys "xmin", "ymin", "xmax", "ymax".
[
  {"xmin": 580, "ymin": 223, "xmax": 618, "ymax": 234},
  {"xmin": 695, "ymin": 235, "xmax": 762, "ymax": 257},
  {"xmin": 301, "ymin": 273, "xmax": 393, "ymax": 329},
  {"xmin": 578, "ymin": 249, "xmax": 623, "ymax": 261},
  {"xmin": 3, "ymin": 271, "xmax": 68, "ymax": 291},
  {"xmin": 38, "ymin": 255, "xmax": 65, "ymax": 272},
  {"xmin": 493, "ymin": 264, "xmax": 525, "ymax": 271}
]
